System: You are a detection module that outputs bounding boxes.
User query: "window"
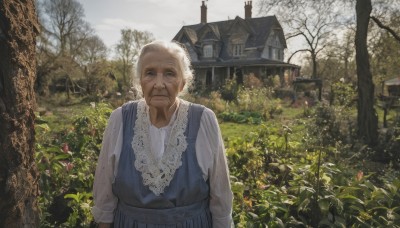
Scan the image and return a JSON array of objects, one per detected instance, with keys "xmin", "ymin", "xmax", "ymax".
[
  {"xmin": 233, "ymin": 44, "xmax": 243, "ymax": 57},
  {"xmin": 268, "ymin": 46, "xmax": 282, "ymax": 60},
  {"xmin": 203, "ymin": 45, "xmax": 213, "ymax": 58},
  {"xmin": 274, "ymin": 36, "xmax": 280, "ymax": 46},
  {"xmin": 273, "ymin": 48, "xmax": 278, "ymax": 60}
]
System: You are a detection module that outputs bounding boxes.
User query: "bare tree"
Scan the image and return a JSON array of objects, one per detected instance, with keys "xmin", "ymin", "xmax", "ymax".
[
  {"xmin": 42, "ymin": 0, "xmax": 91, "ymax": 55},
  {"xmin": 0, "ymin": 0, "xmax": 40, "ymax": 226},
  {"xmin": 316, "ymin": 29, "xmax": 356, "ymax": 86},
  {"xmin": 258, "ymin": 0, "xmax": 341, "ymax": 78},
  {"xmin": 37, "ymin": 0, "xmax": 107, "ymax": 98},
  {"xmin": 258, "ymin": 0, "xmax": 400, "ymax": 146},
  {"xmin": 79, "ymin": 35, "xmax": 108, "ymax": 65}
]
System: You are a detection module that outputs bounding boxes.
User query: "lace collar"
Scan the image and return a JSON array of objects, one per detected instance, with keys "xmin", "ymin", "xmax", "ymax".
[{"xmin": 131, "ymin": 99, "xmax": 189, "ymax": 196}]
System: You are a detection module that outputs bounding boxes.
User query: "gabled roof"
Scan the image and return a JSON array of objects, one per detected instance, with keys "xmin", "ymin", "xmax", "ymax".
[
  {"xmin": 192, "ymin": 58, "xmax": 299, "ymax": 68},
  {"xmin": 178, "ymin": 27, "xmax": 198, "ymax": 45},
  {"xmin": 173, "ymin": 15, "xmax": 287, "ymax": 49},
  {"xmin": 198, "ymin": 24, "xmax": 221, "ymax": 40},
  {"xmin": 227, "ymin": 16, "xmax": 255, "ymax": 36},
  {"xmin": 384, "ymin": 77, "xmax": 400, "ymax": 86}
]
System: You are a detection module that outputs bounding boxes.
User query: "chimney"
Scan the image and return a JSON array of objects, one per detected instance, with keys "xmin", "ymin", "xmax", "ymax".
[
  {"xmin": 201, "ymin": 1, "xmax": 207, "ymax": 23},
  {"xmin": 245, "ymin": 1, "xmax": 252, "ymax": 19}
]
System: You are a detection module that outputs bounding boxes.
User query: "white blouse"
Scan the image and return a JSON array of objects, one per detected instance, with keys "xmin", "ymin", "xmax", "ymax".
[{"xmin": 92, "ymin": 99, "xmax": 233, "ymax": 228}]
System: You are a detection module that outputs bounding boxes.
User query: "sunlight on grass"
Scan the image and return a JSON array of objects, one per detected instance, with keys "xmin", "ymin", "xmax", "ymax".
[{"xmin": 219, "ymin": 122, "xmax": 258, "ymax": 141}]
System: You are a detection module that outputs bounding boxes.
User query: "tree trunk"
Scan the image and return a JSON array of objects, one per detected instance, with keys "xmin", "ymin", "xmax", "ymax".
[
  {"xmin": 355, "ymin": 0, "xmax": 378, "ymax": 146},
  {"xmin": 0, "ymin": 0, "xmax": 40, "ymax": 227},
  {"xmin": 311, "ymin": 52, "xmax": 317, "ymax": 79}
]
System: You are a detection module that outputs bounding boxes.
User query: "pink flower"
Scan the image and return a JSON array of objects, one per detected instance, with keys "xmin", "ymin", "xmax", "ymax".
[
  {"xmin": 66, "ymin": 162, "xmax": 74, "ymax": 172},
  {"xmin": 356, "ymin": 171, "xmax": 363, "ymax": 181},
  {"xmin": 62, "ymin": 143, "xmax": 69, "ymax": 153}
]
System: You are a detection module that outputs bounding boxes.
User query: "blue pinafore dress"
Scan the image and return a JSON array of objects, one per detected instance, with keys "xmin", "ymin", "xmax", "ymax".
[{"xmin": 112, "ymin": 101, "xmax": 212, "ymax": 227}]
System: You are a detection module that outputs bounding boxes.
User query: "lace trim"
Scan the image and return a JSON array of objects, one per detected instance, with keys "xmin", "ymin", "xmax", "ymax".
[{"xmin": 131, "ymin": 99, "xmax": 189, "ymax": 196}]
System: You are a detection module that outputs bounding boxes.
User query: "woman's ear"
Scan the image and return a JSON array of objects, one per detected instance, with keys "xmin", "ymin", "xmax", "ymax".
[{"xmin": 180, "ymin": 80, "xmax": 186, "ymax": 92}]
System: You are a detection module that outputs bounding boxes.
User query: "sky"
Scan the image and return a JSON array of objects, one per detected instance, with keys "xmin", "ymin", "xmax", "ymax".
[
  {"xmin": 78, "ymin": 0, "xmax": 251, "ymax": 45},
  {"xmin": 78, "ymin": 0, "xmax": 302, "ymax": 64}
]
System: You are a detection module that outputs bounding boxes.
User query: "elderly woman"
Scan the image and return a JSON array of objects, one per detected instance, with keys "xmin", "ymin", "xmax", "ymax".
[{"xmin": 92, "ymin": 40, "xmax": 233, "ymax": 227}]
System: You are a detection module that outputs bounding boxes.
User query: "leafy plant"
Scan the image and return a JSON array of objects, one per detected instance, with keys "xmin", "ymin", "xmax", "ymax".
[
  {"xmin": 35, "ymin": 102, "xmax": 112, "ymax": 227},
  {"xmin": 225, "ymin": 114, "xmax": 400, "ymax": 227}
]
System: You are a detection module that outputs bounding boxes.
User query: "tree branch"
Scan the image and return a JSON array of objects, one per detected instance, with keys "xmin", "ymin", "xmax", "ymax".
[
  {"xmin": 286, "ymin": 32, "xmax": 303, "ymax": 40},
  {"xmin": 287, "ymin": 49, "xmax": 309, "ymax": 63},
  {"xmin": 370, "ymin": 16, "xmax": 400, "ymax": 42}
]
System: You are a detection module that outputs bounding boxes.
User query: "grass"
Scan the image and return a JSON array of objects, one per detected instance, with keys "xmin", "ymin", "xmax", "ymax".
[
  {"xmin": 36, "ymin": 95, "xmax": 95, "ymax": 132},
  {"xmin": 36, "ymin": 94, "xmax": 307, "ymax": 143},
  {"xmin": 219, "ymin": 122, "xmax": 259, "ymax": 142}
]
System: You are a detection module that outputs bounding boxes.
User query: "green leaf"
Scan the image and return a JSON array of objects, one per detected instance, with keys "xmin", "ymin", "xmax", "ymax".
[
  {"xmin": 247, "ymin": 212, "xmax": 259, "ymax": 220},
  {"xmin": 80, "ymin": 202, "xmax": 91, "ymax": 210},
  {"xmin": 64, "ymin": 193, "xmax": 79, "ymax": 202},
  {"xmin": 297, "ymin": 198, "xmax": 310, "ymax": 212},
  {"xmin": 318, "ymin": 198, "xmax": 330, "ymax": 214},
  {"xmin": 36, "ymin": 123, "xmax": 50, "ymax": 131},
  {"xmin": 337, "ymin": 194, "xmax": 365, "ymax": 205},
  {"xmin": 53, "ymin": 153, "xmax": 71, "ymax": 160}
]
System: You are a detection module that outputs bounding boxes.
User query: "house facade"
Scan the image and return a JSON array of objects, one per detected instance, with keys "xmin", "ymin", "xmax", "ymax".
[{"xmin": 172, "ymin": 1, "xmax": 300, "ymax": 90}]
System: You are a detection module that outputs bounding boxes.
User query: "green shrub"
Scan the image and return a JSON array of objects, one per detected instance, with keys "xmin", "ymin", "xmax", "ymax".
[
  {"xmin": 307, "ymin": 103, "xmax": 355, "ymax": 147},
  {"xmin": 221, "ymin": 77, "xmax": 239, "ymax": 101},
  {"xmin": 330, "ymin": 81, "xmax": 356, "ymax": 107},
  {"xmin": 226, "ymin": 119, "xmax": 400, "ymax": 227},
  {"xmin": 35, "ymin": 102, "xmax": 112, "ymax": 227}
]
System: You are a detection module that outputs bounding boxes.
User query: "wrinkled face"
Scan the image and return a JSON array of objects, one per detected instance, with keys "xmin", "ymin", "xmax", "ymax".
[{"xmin": 140, "ymin": 49, "xmax": 185, "ymax": 109}]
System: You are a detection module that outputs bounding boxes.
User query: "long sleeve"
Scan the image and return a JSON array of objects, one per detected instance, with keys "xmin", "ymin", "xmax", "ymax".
[
  {"xmin": 196, "ymin": 108, "xmax": 234, "ymax": 228},
  {"xmin": 92, "ymin": 107, "xmax": 123, "ymax": 223},
  {"xmin": 92, "ymin": 103, "xmax": 233, "ymax": 226}
]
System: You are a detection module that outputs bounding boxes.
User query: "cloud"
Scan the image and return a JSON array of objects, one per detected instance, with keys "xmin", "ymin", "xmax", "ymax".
[{"xmin": 95, "ymin": 18, "xmax": 156, "ymax": 32}]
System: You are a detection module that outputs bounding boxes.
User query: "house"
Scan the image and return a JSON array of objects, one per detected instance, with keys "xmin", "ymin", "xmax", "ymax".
[
  {"xmin": 378, "ymin": 77, "xmax": 400, "ymax": 127},
  {"xmin": 172, "ymin": 1, "xmax": 300, "ymax": 90},
  {"xmin": 382, "ymin": 77, "xmax": 400, "ymax": 97}
]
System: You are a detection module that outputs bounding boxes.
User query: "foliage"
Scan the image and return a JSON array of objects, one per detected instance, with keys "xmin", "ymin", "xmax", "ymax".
[
  {"xmin": 330, "ymin": 81, "xmax": 356, "ymax": 107},
  {"xmin": 306, "ymin": 102, "xmax": 356, "ymax": 147},
  {"xmin": 34, "ymin": 95, "xmax": 400, "ymax": 227},
  {"xmin": 220, "ymin": 77, "xmax": 239, "ymax": 101},
  {"xmin": 35, "ymin": 102, "xmax": 112, "ymax": 227},
  {"xmin": 219, "ymin": 111, "xmax": 263, "ymax": 124},
  {"xmin": 219, "ymin": 122, "xmax": 259, "ymax": 141},
  {"xmin": 215, "ymin": 87, "xmax": 281, "ymax": 124},
  {"xmin": 376, "ymin": 124, "xmax": 400, "ymax": 167},
  {"xmin": 236, "ymin": 87, "xmax": 274, "ymax": 113},
  {"xmin": 226, "ymin": 120, "xmax": 400, "ymax": 227}
]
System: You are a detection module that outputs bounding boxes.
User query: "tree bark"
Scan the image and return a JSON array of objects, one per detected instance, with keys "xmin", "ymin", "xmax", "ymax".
[
  {"xmin": 355, "ymin": 0, "xmax": 378, "ymax": 146},
  {"xmin": 0, "ymin": 0, "xmax": 40, "ymax": 227},
  {"xmin": 311, "ymin": 52, "xmax": 317, "ymax": 79}
]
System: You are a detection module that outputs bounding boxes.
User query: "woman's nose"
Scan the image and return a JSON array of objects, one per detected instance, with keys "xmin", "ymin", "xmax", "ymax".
[{"xmin": 154, "ymin": 73, "xmax": 165, "ymax": 89}]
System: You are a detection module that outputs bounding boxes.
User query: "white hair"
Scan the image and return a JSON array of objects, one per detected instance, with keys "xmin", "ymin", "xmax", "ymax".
[{"xmin": 132, "ymin": 40, "xmax": 194, "ymax": 97}]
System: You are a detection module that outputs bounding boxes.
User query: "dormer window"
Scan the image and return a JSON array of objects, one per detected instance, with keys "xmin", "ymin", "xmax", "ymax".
[
  {"xmin": 274, "ymin": 36, "xmax": 279, "ymax": 46},
  {"xmin": 203, "ymin": 44, "xmax": 213, "ymax": 58},
  {"xmin": 233, "ymin": 44, "xmax": 243, "ymax": 56}
]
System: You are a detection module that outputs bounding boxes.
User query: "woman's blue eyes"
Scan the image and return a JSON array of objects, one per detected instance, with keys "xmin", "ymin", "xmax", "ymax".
[
  {"xmin": 165, "ymin": 71, "xmax": 176, "ymax": 77},
  {"xmin": 144, "ymin": 70, "xmax": 176, "ymax": 77},
  {"xmin": 145, "ymin": 71, "xmax": 155, "ymax": 76}
]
